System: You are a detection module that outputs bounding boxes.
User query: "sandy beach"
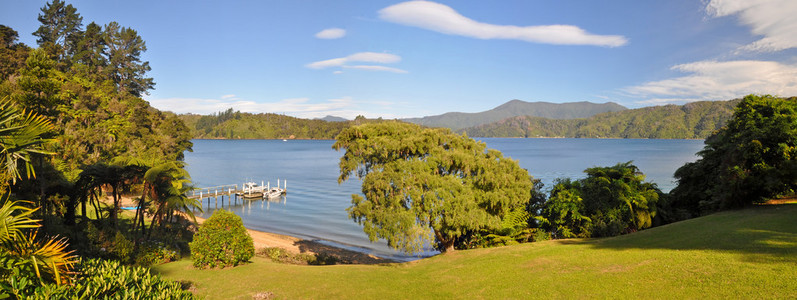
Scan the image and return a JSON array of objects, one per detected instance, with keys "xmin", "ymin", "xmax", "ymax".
[
  {"xmin": 117, "ymin": 195, "xmax": 395, "ymax": 264},
  {"xmin": 192, "ymin": 215, "xmax": 394, "ymax": 264}
]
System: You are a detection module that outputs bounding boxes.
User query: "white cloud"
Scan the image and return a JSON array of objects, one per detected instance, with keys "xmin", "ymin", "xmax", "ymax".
[
  {"xmin": 220, "ymin": 94, "xmax": 237, "ymax": 100},
  {"xmin": 344, "ymin": 65, "xmax": 409, "ymax": 74},
  {"xmin": 623, "ymin": 60, "xmax": 797, "ymax": 104},
  {"xmin": 315, "ymin": 28, "xmax": 346, "ymax": 39},
  {"xmin": 306, "ymin": 52, "xmax": 407, "ymax": 73},
  {"xmin": 378, "ymin": 1, "xmax": 627, "ymax": 47},
  {"xmin": 707, "ymin": 0, "xmax": 797, "ymax": 52}
]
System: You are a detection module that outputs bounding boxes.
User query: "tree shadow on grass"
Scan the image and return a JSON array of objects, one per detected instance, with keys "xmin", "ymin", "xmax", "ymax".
[{"xmin": 567, "ymin": 204, "xmax": 797, "ymax": 264}]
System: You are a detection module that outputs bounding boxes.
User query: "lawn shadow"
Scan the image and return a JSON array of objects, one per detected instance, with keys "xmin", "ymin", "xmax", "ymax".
[{"xmin": 568, "ymin": 204, "xmax": 797, "ymax": 264}]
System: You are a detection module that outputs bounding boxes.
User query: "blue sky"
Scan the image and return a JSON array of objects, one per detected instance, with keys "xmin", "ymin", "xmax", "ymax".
[{"xmin": 2, "ymin": 0, "xmax": 797, "ymax": 119}]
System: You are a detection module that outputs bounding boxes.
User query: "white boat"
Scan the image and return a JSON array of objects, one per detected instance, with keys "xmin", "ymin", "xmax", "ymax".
[
  {"xmin": 264, "ymin": 179, "xmax": 287, "ymax": 199},
  {"xmin": 239, "ymin": 181, "xmax": 265, "ymax": 199},
  {"xmin": 265, "ymin": 187, "xmax": 284, "ymax": 199}
]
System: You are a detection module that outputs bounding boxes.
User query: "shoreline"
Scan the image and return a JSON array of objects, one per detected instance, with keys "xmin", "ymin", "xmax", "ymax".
[{"xmin": 192, "ymin": 215, "xmax": 395, "ymax": 265}]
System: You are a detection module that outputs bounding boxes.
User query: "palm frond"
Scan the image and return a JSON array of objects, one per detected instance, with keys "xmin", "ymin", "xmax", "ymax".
[{"xmin": 0, "ymin": 200, "xmax": 41, "ymax": 243}]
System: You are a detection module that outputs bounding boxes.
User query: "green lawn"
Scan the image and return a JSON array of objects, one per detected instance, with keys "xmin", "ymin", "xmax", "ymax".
[{"xmin": 153, "ymin": 204, "xmax": 797, "ymax": 299}]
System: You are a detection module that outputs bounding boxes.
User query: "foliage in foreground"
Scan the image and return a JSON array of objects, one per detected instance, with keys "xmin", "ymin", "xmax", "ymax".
[
  {"xmin": 0, "ymin": 200, "xmax": 77, "ymax": 292},
  {"xmin": 189, "ymin": 209, "xmax": 254, "ymax": 269},
  {"xmin": 334, "ymin": 122, "xmax": 532, "ymax": 253},
  {"xmin": 671, "ymin": 95, "xmax": 797, "ymax": 217},
  {"xmin": 3, "ymin": 258, "xmax": 194, "ymax": 299},
  {"xmin": 538, "ymin": 162, "xmax": 662, "ymax": 238}
]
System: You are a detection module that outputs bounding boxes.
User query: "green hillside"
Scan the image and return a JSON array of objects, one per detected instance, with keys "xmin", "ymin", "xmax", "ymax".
[
  {"xmin": 465, "ymin": 100, "xmax": 739, "ymax": 139},
  {"xmin": 403, "ymin": 100, "xmax": 627, "ymax": 130},
  {"xmin": 153, "ymin": 204, "xmax": 796, "ymax": 299},
  {"xmin": 178, "ymin": 110, "xmax": 378, "ymax": 139}
]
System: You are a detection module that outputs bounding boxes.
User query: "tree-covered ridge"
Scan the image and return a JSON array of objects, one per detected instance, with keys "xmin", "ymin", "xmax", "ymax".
[
  {"xmin": 464, "ymin": 99, "xmax": 740, "ymax": 139},
  {"xmin": 179, "ymin": 111, "xmax": 383, "ymax": 139},
  {"xmin": 403, "ymin": 100, "xmax": 627, "ymax": 130}
]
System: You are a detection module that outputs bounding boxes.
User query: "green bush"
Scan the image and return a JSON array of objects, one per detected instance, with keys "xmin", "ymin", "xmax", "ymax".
[
  {"xmin": 135, "ymin": 241, "xmax": 180, "ymax": 267},
  {"xmin": 1, "ymin": 259, "xmax": 195, "ymax": 299},
  {"xmin": 189, "ymin": 209, "xmax": 254, "ymax": 269},
  {"xmin": 83, "ymin": 222, "xmax": 137, "ymax": 264},
  {"xmin": 257, "ymin": 247, "xmax": 339, "ymax": 265}
]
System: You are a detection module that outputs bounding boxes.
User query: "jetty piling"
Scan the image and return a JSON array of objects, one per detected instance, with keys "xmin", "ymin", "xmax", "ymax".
[{"xmin": 188, "ymin": 181, "xmax": 288, "ymax": 210}]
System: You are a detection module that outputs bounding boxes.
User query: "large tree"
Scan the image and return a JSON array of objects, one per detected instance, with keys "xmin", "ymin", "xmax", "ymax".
[
  {"xmin": 32, "ymin": 0, "xmax": 83, "ymax": 63},
  {"xmin": 334, "ymin": 122, "xmax": 532, "ymax": 253},
  {"xmin": 103, "ymin": 22, "xmax": 154, "ymax": 97},
  {"xmin": 0, "ymin": 25, "xmax": 31, "ymax": 82},
  {"xmin": 671, "ymin": 95, "xmax": 797, "ymax": 215},
  {"xmin": 539, "ymin": 162, "xmax": 660, "ymax": 238}
]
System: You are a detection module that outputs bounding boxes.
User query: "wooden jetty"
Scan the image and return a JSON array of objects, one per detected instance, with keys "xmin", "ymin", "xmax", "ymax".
[{"xmin": 188, "ymin": 180, "xmax": 287, "ymax": 209}]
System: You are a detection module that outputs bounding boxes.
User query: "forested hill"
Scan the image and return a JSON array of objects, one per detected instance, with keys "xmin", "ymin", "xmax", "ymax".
[
  {"xmin": 402, "ymin": 100, "xmax": 627, "ymax": 130},
  {"xmin": 463, "ymin": 100, "xmax": 740, "ymax": 139},
  {"xmin": 178, "ymin": 110, "xmax": 380, "ymax": 139}
]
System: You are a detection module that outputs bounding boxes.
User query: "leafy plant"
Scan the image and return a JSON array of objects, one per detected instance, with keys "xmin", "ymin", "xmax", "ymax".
[
  {"xmin": 1, "ymin": 200, "xmax": 77, "ymax": 297},
  {"xmin": 189, "ymin": 209, "xmax": 253, "ymax": 269},
  {"xmin": 4, "ymin": 258, "xmax": 195, "ymax": 299},
  {"xmin": 257, "ymin": 247, "xmax": 339, "ymax": 265}
]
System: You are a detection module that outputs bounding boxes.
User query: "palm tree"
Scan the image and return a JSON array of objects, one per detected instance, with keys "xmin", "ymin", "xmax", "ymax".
[
  {"xmin": 0, "ymin": 99, "xmax": 76, "ymax": 286},
  {"xmin": 0, "ymin": 98, "xmax": 54, "ymax": 192},
  {"xmin": 134, "ymin": 161, "xmax": 199, "ymax": 237},
  {"xmin": 0, "ymin": 200, "xmax": 77, "ymax": 286}
]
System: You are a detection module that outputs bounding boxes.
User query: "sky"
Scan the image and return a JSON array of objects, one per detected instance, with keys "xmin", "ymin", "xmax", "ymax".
[{"xmin": 2, "ymin": 0, "xmax": 797, "ymax": 119}]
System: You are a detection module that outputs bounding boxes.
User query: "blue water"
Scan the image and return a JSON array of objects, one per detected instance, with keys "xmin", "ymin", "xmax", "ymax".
[{"xmin": 183, "ymin": 138, "xmax": 704, "ymax": 261}]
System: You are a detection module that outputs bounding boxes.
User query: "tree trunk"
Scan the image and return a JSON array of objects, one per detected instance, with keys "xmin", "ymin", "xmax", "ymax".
[
  {"xmin": 111, "ymin": 185, "xmax": 119, "ymax": 228},
  {"xmin": 434, "ymin": 230, "xmax": 456, "ymax": 253}
]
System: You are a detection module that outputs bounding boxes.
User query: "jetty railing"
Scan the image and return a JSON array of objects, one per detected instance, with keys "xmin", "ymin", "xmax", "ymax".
[{"xmin": 189, "ymin": 184, "xmax": 238, "ymax": 200}]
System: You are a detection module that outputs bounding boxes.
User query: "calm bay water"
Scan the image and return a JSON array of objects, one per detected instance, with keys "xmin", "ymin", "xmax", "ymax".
[{"xmin": 183, "ymin": 138, "xmax": 704, "ymax": 260}]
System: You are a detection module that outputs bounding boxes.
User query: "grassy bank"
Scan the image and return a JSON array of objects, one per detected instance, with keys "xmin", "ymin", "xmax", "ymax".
[{"xmin": 153, "ymin": 204, "xmax": 796, "ymax": 299}]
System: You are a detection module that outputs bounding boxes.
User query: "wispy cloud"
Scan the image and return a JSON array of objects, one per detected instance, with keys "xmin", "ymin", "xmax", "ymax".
[
  {"xmin": 378, "ymin": 1, "xmax": 627, "ymax": 47},
  {"xmin": 622, "ymin": 60, "xmax": 797, "ymax": 104},
  {"xmin": 306, "ymin": 52, "xmax": 407, "ymax": 73},
  {"xmin": 220, "ymin": 94, "xmax": 237, "ymax": 100},
  {"xmin": 146, "ymin": 96, "xmax": 406, "ymax": 119},
  {"xmin": 344, "ymin": 65, "xmax": 408, "ymax": 74},
  {"xmin": 707, "ymin": 0, "xmax": 797, "ymax": 52},
  {"xmin": 315, "ymin": 28, "xmax": 346, "ymax": 39}
]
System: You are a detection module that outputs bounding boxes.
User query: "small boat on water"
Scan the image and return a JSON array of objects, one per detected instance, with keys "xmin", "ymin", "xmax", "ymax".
[
  {"xmin": 265, "ymin": 187, "xmax": 284, "ymax": 199},
  {"xmin": 237, "ymin": 180, "xmax": 287, "ymax": 200},
  {"xmin": 239, "ymin": 181, "xmax": 265, "ymax": 199}
]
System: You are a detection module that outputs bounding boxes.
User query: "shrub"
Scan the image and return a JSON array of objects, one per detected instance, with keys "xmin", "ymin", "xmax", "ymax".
[
  {"xmin": 257, "ymin": 247, "xmax": 339, "ymax": 265},
  {"xmin": 189, "ymin": 209, "xmax": 254, "ymax": 268},
  {"xmin": 1, "ymin": 259, "xmax": 195, "ymax": 299},
  {"xmin": 135, "ymin": 241, "xmax": 180, "ymax": 267}
]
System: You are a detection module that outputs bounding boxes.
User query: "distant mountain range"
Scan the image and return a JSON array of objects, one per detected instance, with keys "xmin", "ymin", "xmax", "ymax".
[
  {"xmin": 316, "ymin": 115, "xmax": 348, "ymax": 122},
  {"xmin": 178, "ymin": 99, "xmax": 739, "ymax": 140},
  {"xmin": 463, "ymin": 100, "xmax": 740, "ymax": 139},
  {"xmin": 402, "ymin": 100, "xmax": 627, "ymax": 130}
]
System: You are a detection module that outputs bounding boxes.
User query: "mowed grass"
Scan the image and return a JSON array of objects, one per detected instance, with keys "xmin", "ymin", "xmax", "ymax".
[{"xmin": 153, "ymin": 204, "xmax": 797, "ymax": 299}]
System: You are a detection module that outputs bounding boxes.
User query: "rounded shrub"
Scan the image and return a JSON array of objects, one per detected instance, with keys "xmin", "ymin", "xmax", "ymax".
[{"xmin": 189, "ymin": 209, "xmax": 254, "ymax": 268}]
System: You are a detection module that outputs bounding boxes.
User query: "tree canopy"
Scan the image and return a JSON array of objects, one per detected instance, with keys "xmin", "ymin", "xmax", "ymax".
[
  {"xmin": 670, "ymin": 95, "xmax": 797, "ymax": 216},
  {"xmin": 539, "ymin": 162, "xmax": 661, "ymax": 238},
  {"xmin": 334, "ymin": 122, "xmax": 532, "ymax": 253}
]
